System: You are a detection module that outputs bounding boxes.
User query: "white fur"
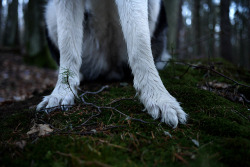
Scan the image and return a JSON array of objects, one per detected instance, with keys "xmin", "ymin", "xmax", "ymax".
[
  {"xmin": 37, "ymin": 0, "xmax": 84, "ymax": 110},
  {"xmin": 44, "ymin": 0, "xmax": 58, "ymax": 48},
  {"xmin": 37, "ymin": 0, "xmax": 187, "ymax": 128},
  {"xmin": 115, "ymin": 0, "xmax": 187, "ymax": 127},
  {"xmin": 148, "ymin": 0, "xmax": 161, "ymax": 37}
]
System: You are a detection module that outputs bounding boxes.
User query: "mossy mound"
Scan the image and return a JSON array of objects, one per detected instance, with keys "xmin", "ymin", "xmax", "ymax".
[{"xmin": 0, "ymin": 59, "xmax": 249, "ymax": 167}]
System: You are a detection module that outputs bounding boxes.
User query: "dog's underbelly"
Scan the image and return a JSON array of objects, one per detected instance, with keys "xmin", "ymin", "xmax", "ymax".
[
  {"xmin": 80, "ymin": 0, "xmax": 128, "ymax": 81},
  {"xmin": 45, "ymin": 0, "xmax": 169, "ymax": 81}
]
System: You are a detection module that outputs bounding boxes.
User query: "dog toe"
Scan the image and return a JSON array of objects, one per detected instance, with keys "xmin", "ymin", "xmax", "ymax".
[
  {"xmin": 36, "ymin": 93, "xmax": 75, "ymax": 113},
  {"xmin": 46, "ymin": 96, "xmax": 60, "ymax": 109},
  {"xmin": 36, "ymin": 96, "xmax": 49, "ymax": 111},
  {"xmin": 170, "ymin": 102, "xmax": 188, "ymax": 124},
  {"xmin": 160, "ymin": 105, "xmax": 179, "ymax": 128},
  {"xmin": 177, "ymin": 109, "xmax": 188, "ymax": 124},
  {"xmin": 61, "ymin": 95, "xmax": 74, "ymax": 111}
]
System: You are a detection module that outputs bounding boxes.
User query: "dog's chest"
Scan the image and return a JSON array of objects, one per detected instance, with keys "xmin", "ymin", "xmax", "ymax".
[{"xmin": 84, "ymin": 0, "xmax": 119, "ymax": 28}]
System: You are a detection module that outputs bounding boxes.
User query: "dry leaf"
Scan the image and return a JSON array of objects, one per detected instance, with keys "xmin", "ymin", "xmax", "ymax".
[
  {"xmin": 208, "ymin": 81, "xmax": 231, "ymax": 89},
  {"xmin": 15, "ymin": 140, "xmax": 27, "ymax": 149},
  {"xmin": 164, "ymin": 131, "xmax": 172, "ymax": 138},
  {"xmin": 191, "ymin": 139, "xmax": 199, "ymax": 147},
  {"xmin": 27, "ymin": 124, "xmax": 53, "ymax": 136}
]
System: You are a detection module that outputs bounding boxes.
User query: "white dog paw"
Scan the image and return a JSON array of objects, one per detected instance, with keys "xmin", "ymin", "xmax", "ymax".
[
  {"xmin": 146, "ymin": 98, "xmax": 187, "ymax": 128},
  {"xmin": 36, "ymin": 91, "xmax": 75, "ymax": 112}
]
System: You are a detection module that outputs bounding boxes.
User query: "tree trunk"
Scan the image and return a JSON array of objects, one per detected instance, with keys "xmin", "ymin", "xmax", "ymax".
[
  {"xmin": 176, "ymin": 0, "xmax": 184, "ymax": 58},
  {"xmin": 0, "ymin": 0, "xmax": 2, "ymax": 45},
  {"xmin": 3, "ymin": 0, "xmax": 19, "ymax": 47},
  {"xmin": 208, "ymin": 0, "xmax": 215, "ymax": 58},
  {"xmin": 247, "ymin": 0, "xmax": 250, "ymax": 68},
  {"xmin": 164, "ymin": 0, "xmax": 181, "ymax": 52},
  {"xmin": 220, "ymin": 0, "xmax": 232, "ymax": 61},
  {"xmin": 23, "ymin": 0, "xmax": 56, "ymax": 68},
  {"xmin": 193, "ymin": 0, "xmax": 201, "ymax": 57}
]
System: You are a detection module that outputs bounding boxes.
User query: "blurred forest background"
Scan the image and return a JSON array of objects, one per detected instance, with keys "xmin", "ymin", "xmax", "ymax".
[
  {"xmin": 1, "ymin": 1, "xmax": 250, "ymax": 166},
  {"xmin": 0, "ymin": 0, "xmax": 249, "ymax": 68}
]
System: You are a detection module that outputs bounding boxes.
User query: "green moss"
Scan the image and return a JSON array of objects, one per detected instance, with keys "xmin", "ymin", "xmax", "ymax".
[
  {"xmin": 219, "ymin": 137, "xmax": 250, "ymax": 167},
  {"xmin": 1, "ymin": 59, "xmax": 249, "ymax": 167}
]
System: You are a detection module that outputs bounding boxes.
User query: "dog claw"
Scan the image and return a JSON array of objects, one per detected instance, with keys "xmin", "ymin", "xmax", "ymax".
[{"xmin": 61, "ymin": 105, "xmax": 71, "ymax": 111}]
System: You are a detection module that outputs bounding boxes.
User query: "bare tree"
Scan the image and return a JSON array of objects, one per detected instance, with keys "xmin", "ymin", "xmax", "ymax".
[
  {"xmin": 0, "ymin": 0, "xmax": 2, "ymax": 45},
  {"xmin": 23, "ymin": 0, "xmax": 56, "ymax": 68},
  {"xmin": 176, "ymin": 0, "xmax": 185, "ymax": 58},
  {"xmin": 164, "ymin": 0, "xmax": 181, "ymax": 51},
  {"xmin": 193, "ymin": 0, "xmax": 201, "ymax": 57},
  {"xmin": 3, "ymin": 0, "xmax": 19, "ymax": 47},
  {"xmin": 208, "ymin": 0, "xmax": 216, "ymax": 58},
  {"xmin": 248, "ymin": 0, "xmax": 250, "ymax": 68},
  {"xmin": 220, "ymin": 0, "xmax": 232, "ymax": 61}
]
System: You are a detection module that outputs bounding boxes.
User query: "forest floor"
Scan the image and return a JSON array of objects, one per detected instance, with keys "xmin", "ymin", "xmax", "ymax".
[{"xmin": 0, "ymin": 52, "xmax": 250, "ymax": 167}]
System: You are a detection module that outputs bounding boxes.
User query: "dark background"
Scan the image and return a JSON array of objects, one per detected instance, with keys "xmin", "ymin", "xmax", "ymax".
[{"xmin": 0, "ymin": 0, "xmax": 249, "ymax": 69}]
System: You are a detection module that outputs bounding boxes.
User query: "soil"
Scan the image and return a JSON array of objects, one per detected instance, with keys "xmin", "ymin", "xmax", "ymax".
[{"xmin": 0, "ymin": 52, "xmax": 57, "ymax": 104}]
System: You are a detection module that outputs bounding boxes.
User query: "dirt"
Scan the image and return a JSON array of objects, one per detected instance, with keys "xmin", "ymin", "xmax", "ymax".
[{"xmin": 0, "ymin": 52, "xmax": 57, "ymax": 104}]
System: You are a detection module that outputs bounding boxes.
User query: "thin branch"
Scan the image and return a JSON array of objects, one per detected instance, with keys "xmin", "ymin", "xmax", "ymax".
[
  {"xmin": 175, "ymin": 62, "xmax": 250, "ymax": 88},
  {"xmin": 35, "ymin": 82, "xmax": 155, "ymax": 136},
  {"xmin": 81, "ymin": 97, "xmax": 153, "ymax": 124},
  {"xmin": 210, "ymin": 68, "xmax": 250, "ymax": 88},
  {"xmin": 79, "ymin": 85, "xmax": 109, "ymax": 97},
  {"xmin": 107, "ymin": 98, "xmax": 136, "ymax": 105},
  {"xmin": 231, "ymin": 109, "xmax": 250, "ymax": 121},
  {"xmin": 56, "ymin": 151, "xmax": 111, "ymax": 167},
  {"xmin": 57, "ymin": 125, "xmax": 126, "ymax": 136},
  {"xmin": 74, "ymin": 111, "xmax": 101, "ymax": 129}
]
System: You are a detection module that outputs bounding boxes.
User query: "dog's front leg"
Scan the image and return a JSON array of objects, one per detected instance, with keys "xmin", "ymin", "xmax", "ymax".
[
  {"xmin": 37, "ymin": 0, "xmax": 84, "ymax": 111},
  {"xmin": 115, "ymin": 0, "xmax": 187, "ymax": 128}
]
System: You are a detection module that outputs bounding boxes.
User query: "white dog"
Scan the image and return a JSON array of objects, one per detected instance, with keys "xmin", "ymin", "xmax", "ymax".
[{"xmin": 37, "ymin": 0, "xmax": 187, "ymax": 128}]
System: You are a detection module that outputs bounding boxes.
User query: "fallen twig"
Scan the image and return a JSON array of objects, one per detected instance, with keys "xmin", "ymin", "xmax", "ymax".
[
  {"xmin": 57, "ymin": 125, "xmax": 126, "ymax": 136},
  {"xmin": 175, "ymin": 62, "xmax": 250, "ymax": 88},
  {"xmin": 74, "ymin": 111, "xmax": 102, "ymax": 129},
  {"xmin": 231, "ymin": 109, "xmax": 250, "ymax": 121},
  {"xmin": 81, "ymin": 95, "xmax": 153, "ymax": 124},
  {"xmin": 174, "ymin": 153, "xmax": 189, "ymax": 165},
  {"xmin": 79, "ymin": 85, "xmax": 109, "ymax": 97},
  {"xmin": 107, "ymin": 98, "xmax": 136, "ymax": 105},
  {"xmin": 34, "ymin": 85, "xmax": 154, "ymax": 136},
  {"xmin": 56, "ymin": 151, "xmax": 111, "ymax": 167},
  {"xmin": 98, "ymin": 139, "xmax": 132, "ymax": 151}
]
